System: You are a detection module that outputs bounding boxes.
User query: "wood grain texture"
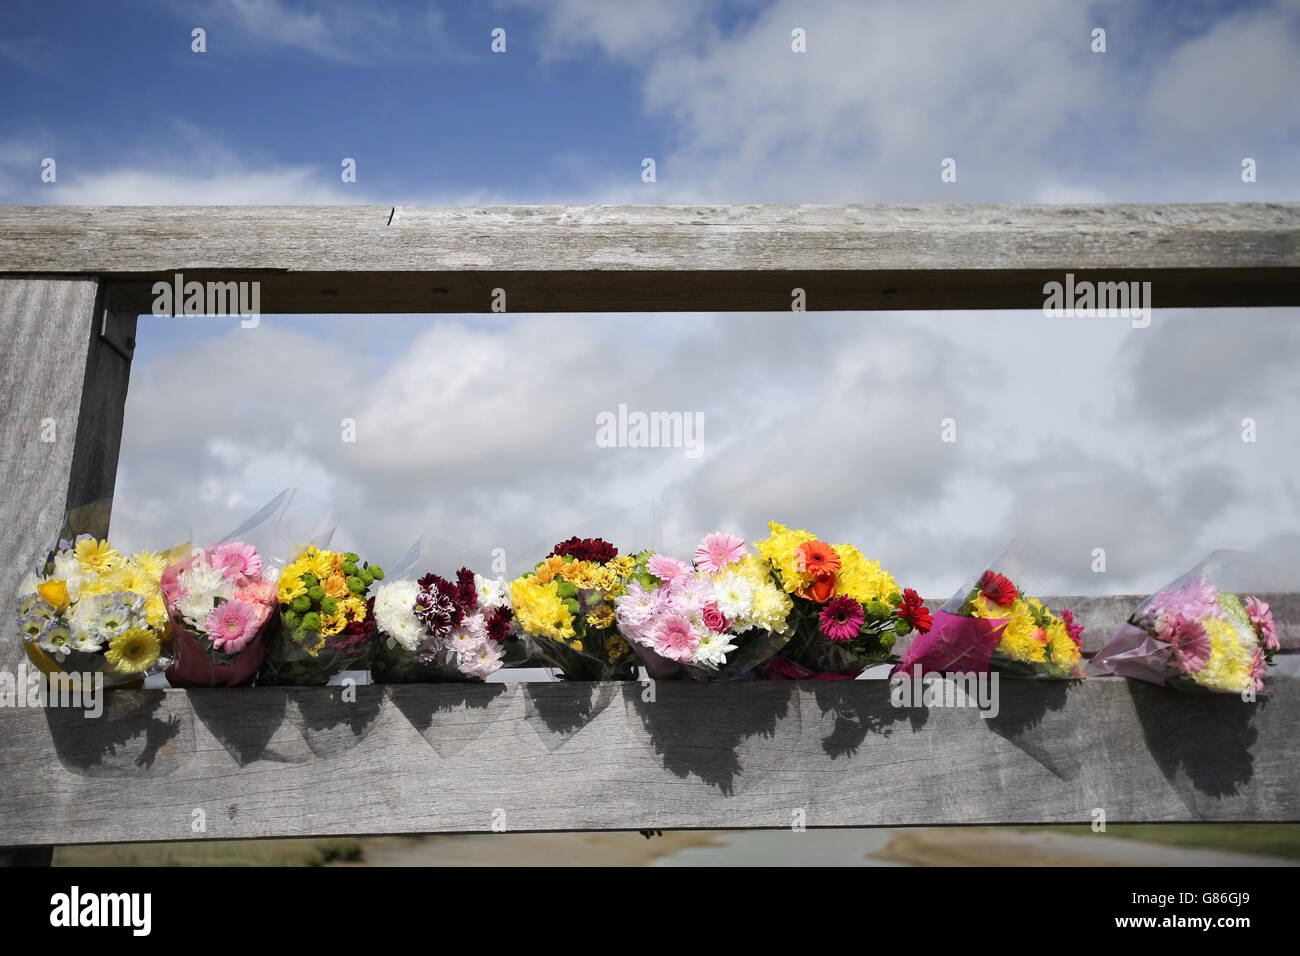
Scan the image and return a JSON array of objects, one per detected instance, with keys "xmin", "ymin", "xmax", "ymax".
[
  {"xmin": 0, "ymin": 676, "xmax": 1295, "ymax": 846},
  {"xmin": 0, "ymin": 204, "xmax": 1296, "ymax": 312},
  {"xmin": 0, "ymin": 278, "xmax": 112, "ymax": 675}
]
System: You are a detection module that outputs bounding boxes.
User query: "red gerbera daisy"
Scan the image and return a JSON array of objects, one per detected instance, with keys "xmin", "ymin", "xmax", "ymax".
[
  {"xmin": 978, "ymin": 570, "xmax": 1018, "ymax": 607},
  {"xmin": 897, "ymin": 588, "xmax": 932, "ymax": 633}
]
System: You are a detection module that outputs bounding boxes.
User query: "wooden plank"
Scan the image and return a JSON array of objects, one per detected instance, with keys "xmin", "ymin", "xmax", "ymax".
[
  {"xmin": 0, "ymin": 277, "xmax": 122, "ymax": 676},
  {"xmin": 0, "ymin": 204, "xmax": 1296, "ymax": 312},
  {"xmin": 0, "ymin": 676, "xmax": 1295, "ymax": 846}
]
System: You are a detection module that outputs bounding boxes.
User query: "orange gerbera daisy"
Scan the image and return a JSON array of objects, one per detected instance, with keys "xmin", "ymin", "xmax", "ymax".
[{"xmin": 795, "ymin": 540, "xmax": 841, "ymax": 578}]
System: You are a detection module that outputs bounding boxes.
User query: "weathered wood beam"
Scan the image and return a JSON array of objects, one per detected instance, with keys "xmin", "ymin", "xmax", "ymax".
[
  {"xmin": 0, "ymin": 677, "xmax": 1295, "ymax": 847},
  {"xmin": 0, "ymin": 277, "xmax": 131, "ymax": 676},
  {"xmin": 0, "ymin": 204, "xmax": 1296, "ymax": 312}
]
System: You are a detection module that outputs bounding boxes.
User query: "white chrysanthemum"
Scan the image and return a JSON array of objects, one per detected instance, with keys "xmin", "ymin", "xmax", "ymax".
[
  {"xmin": 38, "ymin": 622, "xmax": 73, "ymax": 656},
  {"xmin": 69, "ymin": 632, "xmax": 103, "ymax": 653},
  {"xmin": 52, "ymin": 551, "xmax": 86, "ymax": 598},
  {"xmin": 713, "ymin": 572, "xmax": 755, "ymax": 622},
  {"xmin": 446, "ymin": 625, "xmax": 482, "ymax": 658},
  {"xmin": 694, "ymin": 630, "xmax": 737, "ymax": 667},
  {"xmin": 174, "ymin": 589, "xmax": 217, "ymax": 629},
  {"xmin": 474, "ymin": 574, "xmax": 510, "ymax": 609},
  {"xmin": 181, "ymin": 559, "xmax": 235, "ymax": 605},
  {"xmin": 373, "ymin": 580, "xmax": 424, "ymax": 652},
  {"xmin": 460, "ymin": 637, "xmax": 504, "ymax": 679}
]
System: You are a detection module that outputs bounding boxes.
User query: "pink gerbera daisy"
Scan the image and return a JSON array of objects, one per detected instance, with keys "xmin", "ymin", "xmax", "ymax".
[
  {"xmin": 1244, "ymin": 596, "xmax": 1278, "ymax": 650},
  {"xmin": 1157, "ymin": 614, "xmax": 1211, "ymax": 675},
  {"xmin": 694, "ymin": 533, "xmax": 746, "ymax": 574},
  {"xmin": 819, "ymin": 596, "xmax": 864, "ymax": 643},
  {"xmin": 206, "ymin": 599, "xmax": 260, "ymax": 653},
  {"xmin": 651, "ymin": 615, "xmax": 700, "ymax": 662},
  {"xmin": 647, "ymin": 554, "xmax": 692, "ymax": 586},
  {"xmin": 211, "ymin": 542, "xmax": 263, "ymax": 584}
]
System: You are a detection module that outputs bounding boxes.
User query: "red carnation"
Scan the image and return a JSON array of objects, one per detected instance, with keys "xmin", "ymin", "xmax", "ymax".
[
  {"xmin": 978, "ymin": 570, "xmax": 1018, "ymax": 607},
  {"xmin": 897, "ymin": 588, "xmax": 932, "ymax": 633},
  {"xmin": 454, "ymin": 567, "xmax": 478, "ymax": 612},
  {"xmin": 551, "ymin": 536, "xmax": 618, "ymax": 564},
  {"xmin": 486, "ymin": 605, "xmax": 514, "ymax": 642}
]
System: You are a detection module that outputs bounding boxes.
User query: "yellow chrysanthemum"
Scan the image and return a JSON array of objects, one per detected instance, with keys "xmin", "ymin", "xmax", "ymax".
[
  {"xmin": 755, "ymin": 522, "xmax": 818, "ymax": 592},
  {"xmin": 733, "ymin": 553, "xmax": 775, "ymax": 589},
  {"xmin": 585, "ymin": 566, "xmax": 619, "ymax": 594},
  {"xmin": 834, "ymin": 543, "xmax": 898, "ymax": 604},
  {"xmin": 300, "ymin": 630, "xmax": 327, "ymax": 657},
  {"xmin": 557, "ymin": 559, "xmax": 595, "ymax": 585},
  {"xmin": 74, "ymin": 538, "xmax": 120, "ymax": 572},
  {"xmin": 342, "ymin": 595, "xmax": 366, "ymax": 621},
  {"xmin": 509, "ymin": 577, "xmax": 575, "ymax": 642},
  {"xmin": 587, "ymin": 606, "xmax": 616, "ymax": 630},
  {"xmin": 607, "ymin": 634, "xmax": 630, "ymax": 662},
  {"xmin": 279, "ymin": 574, "xmax": 306, "ymax": 604},
  {"xmin": 570, "ymin": 639, "xmax": 584, "ymax": 652},
  {"xmin": 321, "ymin": 612, "xmax": 346, "ymax": 636},
  {"xmin": 1046, "ymin": 620, "xmax": 1081, "ymax": 672},
  {"xmin": 751, "ymin": 583, "xmax": 794, "ymax": 634},
  {"xmin": 105, "ymin": 628, "xmax": 161, "ymax": 674},
  {"xmin": 608, "ymin": 555, "xmax": 636, "ymax": 578},
  {"xmin": 131, "ymin": 550, "xmax": 169, "ymax": 579},
  {"xmin": 143, "ymin": 594, "xmax": 169, "ymax": 630},
  {"xmin": 977, "ymin": 598, "xmax": 1047, "ymax": 664},
  {"xmin": 304, "ymin": 547, "xmax": 337, "ymax": 581},
  {"xmin": 1192, "ymin": 617, "xmax": 1255, "ymax": 693}
]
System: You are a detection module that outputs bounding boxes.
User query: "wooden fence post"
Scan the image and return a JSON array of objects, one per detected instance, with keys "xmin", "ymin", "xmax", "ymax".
[{"xmin": 0, "ymin": 277, "xmax": 134, "ymax": 863}]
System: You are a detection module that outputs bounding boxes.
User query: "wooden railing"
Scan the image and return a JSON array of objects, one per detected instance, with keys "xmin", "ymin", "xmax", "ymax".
[{"xmin": 1, "ymin": 203, "xmax": 1297, "ymax": 851}]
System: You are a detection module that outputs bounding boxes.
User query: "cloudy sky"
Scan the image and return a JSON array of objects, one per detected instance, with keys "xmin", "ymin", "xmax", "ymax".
[{"xmin": 4, "ymin": 0, "xmax": 1298, "ymax": 596}]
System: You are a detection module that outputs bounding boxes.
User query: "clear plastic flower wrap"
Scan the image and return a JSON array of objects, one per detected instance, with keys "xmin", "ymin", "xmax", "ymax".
[
  {"xmin": 508, "ymin": 536, "xmax": 639, "ymax": 681},
  {"xmin": 257, "ymin": 544, "xmax": 385, "ymax": 686},
  {"xmin": 369, "ymin": 537, "xmax": 527, "ymax": 683},
  {"xmin": 164, "ymin": 489, "xmax": 332, "ymax": 687},
  {"xmin": 15, "ymin": 500, "xmax": 186, "ymax": 690},
  {"xmin": 614, "ymin": 534, "xmax": 793, "ymax": 681},
  {"xmin": 895, "ymin": 547, "xmax": 1086, "ymax": 680},
  {"xmin": 754, "ymin": 521, "xmax": 926, "ymax": 679},
  {"xmin": 1093, "ymin": 549, "xmax": 1289, "ymax": 695}
]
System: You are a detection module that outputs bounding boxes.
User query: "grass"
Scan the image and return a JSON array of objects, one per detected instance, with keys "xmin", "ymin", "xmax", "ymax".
[
  {"xmin": 1016, "ymin": 824, "xmax": 1300, "ymax": 860},
  {"xmin": 54, "ymin": 837, "xmax": 364, "ymax": 867}
]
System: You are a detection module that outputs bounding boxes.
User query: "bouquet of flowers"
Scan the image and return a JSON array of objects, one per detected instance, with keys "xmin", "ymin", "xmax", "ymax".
[
  {"xmin": 757, "ymin": 521, "xmax": 927, "ymax": 678},
  {"xmin": 895, "ymin": 565, "xmax": 1085, "ymax": 679},
  {"xmin": 614, "ymin": 533, "xmax": 795, "ymax": 680},
  {"xmin": 1094, "ymin": 553, "xmax": 1278, "ymax": 695},
  {"xmin": 257, "ymin": 545, "xmax": 385, "ymax": 685},
  {"xmin": 370, "ymin": 567, "xmax": 522, "ymax": 682},
  {"xmin": 161, "ymin": 542, "xmax": 278, "ymax": 686},
  {"xmin": 17, "ymin": 534, "xmax": 178, "ymax": 688},
  {"xmin": 508, "ymin": 536, "xmax": 638, "ymax": 681}
]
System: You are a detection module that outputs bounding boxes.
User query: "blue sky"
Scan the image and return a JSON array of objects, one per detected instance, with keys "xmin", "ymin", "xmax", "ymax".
[{"xmin": 3, "ymin": 0, "xmax": 1298, "ymax": 597}]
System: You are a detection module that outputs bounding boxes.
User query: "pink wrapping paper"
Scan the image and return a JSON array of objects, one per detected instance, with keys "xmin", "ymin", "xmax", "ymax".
[{"xmin": 891, "ymin": 610, "xmax": 1008, "ymax": 676}]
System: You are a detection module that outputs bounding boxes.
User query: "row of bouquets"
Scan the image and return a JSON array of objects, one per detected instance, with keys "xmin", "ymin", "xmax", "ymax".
[{"xmin": 15, "ymin": 502, "xmax": 1290, "ymax": 694}]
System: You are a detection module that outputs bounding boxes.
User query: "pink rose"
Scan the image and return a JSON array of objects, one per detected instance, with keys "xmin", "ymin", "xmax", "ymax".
[{"xmin": 701, "ymin": 603, "xmax": 730, "ymax": 632}]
